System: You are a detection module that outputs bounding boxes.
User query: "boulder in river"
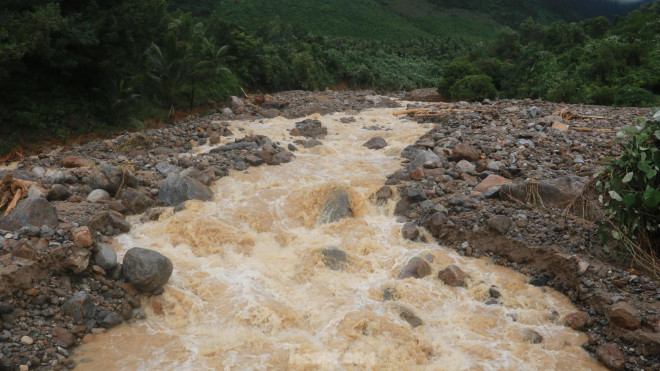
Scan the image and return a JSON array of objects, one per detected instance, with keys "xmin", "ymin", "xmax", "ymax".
[
  {"xmin": 319, "ymin": 188, "xmax": 353, "ymax": 224},
  {"xmin": 158, "ymin": 174, "xmax": 213, "ymax": 206},
  {"xmin": 122, "ymin": 247, "xmax": 173, "ymax": 293},
  {"xmin": 400, "ymin": 256, "xmax": 431, "ymax": 279},
  {"xmin": 320, "ymin": 247, "xmax": 348, "ymax": 271},
  {"xmin": 438, "ymin": 265, "xmax": 468, "ymax": 287},
  {"xmin": 293, "ymin": 119, "xmax": 327, "ymax": 138},
  {"xmin": 0, "ymin": 196, "xmax": 58, "ymax": 231},
  {"xmin": 363, "ymin": 136, "xmax": 387, "ymax": 150}
]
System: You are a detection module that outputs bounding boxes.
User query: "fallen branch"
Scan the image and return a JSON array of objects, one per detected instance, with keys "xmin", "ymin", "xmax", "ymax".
[
  {"xmin": 572, "ymin": 127, "xmax": 617, "ymax": 133},
  {"xmin": 0, "ymin": 173, "xmax": 37, "ymax": 216},
  {"xmin": 558, "ymin": 108, "xmax": 609, "ymax": 121}
]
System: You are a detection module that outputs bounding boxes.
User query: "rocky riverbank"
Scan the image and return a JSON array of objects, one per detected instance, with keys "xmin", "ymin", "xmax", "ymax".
[
  {"xmin": 383, "ymin": 97, "xmax": 658, "ymax": 370},
  {"xmin": 0, "ymin": 90, "xmax": 657, "ymax": 370}
]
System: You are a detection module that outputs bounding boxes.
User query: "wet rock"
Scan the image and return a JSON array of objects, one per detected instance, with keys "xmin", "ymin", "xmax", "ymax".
[
  {"xmin": 63, "ymin": 291, "xmax": 97, "ymax": 325},
  {"xmin": 245, "ymin": 155, "xmax": 263, "ymax": 166},
  {"xmin": 20, "ymin": 335, "xmax": 33, "ymax": 345},
  {"xmin": 158, "ymin": 174, "xmax": 213, "ymax": 206},
  {"xmin": 319, "ymin": 188, "xmax": 352, "ymax": 224},
  {"xmin": 529, "ymin": 274, "xmax": 549, "ymax": 287},
  {"xmin": 87, "ymin": 189, "xmax": 111, "ymax": 203},
  {"xmin": 261, "ymin": 108, "xmax": 280, "ymax": 118},
  {"xmin": 564, "ymin": 311, "xmax": 588, "ymax": 330},
  {"xmin": 52, "ymin": 327, "xmax": 75, "ymax": 348},
  {"xmin": 400, "ymin": 256, "xmax": 431, "ymax": 279},
  {"xmin": 488, "ymin": 215, "xmax": 511, "ymax": 234},
  {"xmin": 94, "ymin": 244, "xmax": 117, "ymax": 270},
  {"xmin": 401, "ymin": 223, "xmax": 420, "ymax": 241},
  {"xmin": 303, "ymin": 139, "xmax": 323, "ymax": 148},
  {"xmin": 456, "ymin": 160, "xmax": 476, "ymax": 173},
  {"xmin": 98, "ymin": 311, "xmax": 123, "ymax": 328},
  {"xmin": 229, "ymin": 96, "xmax": 245, "ymax": 114},
  {"xmin": 522, "ymin": 329, "xmax": 543, "ymax": 344},
  {"xmin": 85, "ymin": 162, "xmax": 137, "ymax": 194},
  {"xmin": 500, "ymin": 176, "xmax": 587, "ymax": 209},
  {"xmin": 397, "ymin": 305, "xmax": 423, "ymax": 328},
  {"xmin": 451, "ymin": 143, "xmax": 480, "ymax": 162},
  {"xmin": 155, "ymin": 162, "xmax": 178, "ymax": 176},
  {"xmin": 294, "ymin": 119, "xmax": 327, "ymax": 138},
  {"xmin": 607, "ymin": 302, "xmax": 640, "ymax": 330},
  {"xmin": 47, "ymin": 184, "xmax": 70, "ymax": 201},
  {"xmin": 0, "ymin": 196, "xmax": 58, "ymax": 231},
  {"xmin": 363, "ymin": 136, "xmax": 387, "ymax": 150},
  {"xmin": 73, "ymin": 226, "xmax": 93, "ymax": 247},
  {"xmin": 12, "ymin": 242, "xmax": 38, "ymax": 260},
  {"xmin": 109, "ymin": 212, "xmax": 131, "ymax": 232},
  {"xmin": 61, "ymin": 156, "xmax": 94, "ymax": 168},
  {"xmin": 426, "ymin": 212, "xmax": 447, "ymax": 236},
  {"xmin": 321, "ymin": 247, "xmax": 348, "ymax": 271},
  {"xmin": 64, "ymin": 249, "xmax": 91, "ymax": 273},
  {"xmin": 596, "ymin": 343, "xmax": 625, "ymax": 370},
  {"xmin": 409, "ymin": 167, "xmax": 424, "ymax": 180},
  {"xmin": 122, "ymin": 247, "xmax": 173, "ymax": 293},
  {"xmin": 118, "ymin": 189, "xmax": 154, "ymax": 214},
  {"xmin": 0, "ymin": 303, "xmax": 14, "ymax": 314},
  {"xmin": 376, "ymin": 186, "xmax": 392, "ymax": 201},
  {"xmin": 410, "ymin": 150, "xmax": 440, "ymax": 169},
  {"xmin": 489, "ymin": 287, "xmax": 501, "ymax": 298},
  {"xmin": 438, "ymin": 265, "xmax": 468, "ymax": 287}
]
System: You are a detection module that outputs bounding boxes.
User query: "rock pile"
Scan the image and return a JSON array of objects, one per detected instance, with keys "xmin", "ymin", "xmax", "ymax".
[{"xmin": 388, "ymin": 98, "xmax": 658, "ymax": 370}]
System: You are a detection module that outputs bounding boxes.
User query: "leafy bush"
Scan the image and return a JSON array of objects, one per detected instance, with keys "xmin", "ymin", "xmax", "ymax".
[
  {"xmin": 437, "ymin": 59, "xmax": 478, "ymax": 97},
  {"xmin": 595, "ymin": 110, "xmax": 660, "ymax": 271},
  {"xmin": 449, "ymin": 74, "xmax": 497, "ymax": 101}
]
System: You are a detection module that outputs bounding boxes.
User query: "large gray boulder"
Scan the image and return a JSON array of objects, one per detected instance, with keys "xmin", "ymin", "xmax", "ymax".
[
  {"xmin": 410, "ymin": 150, "xmax": 440, "ymax": 169},
  {"xmin": 122, "ymin": 247, "xmax": 173, "ymax": 293},
  {"xmin": 62, "ymin": 291, "xmax": 97, "ymax": 325},
  {"xmin": 319, "ymin": 188, "xmax": 352, "ymax": 224},
  {"xmin": 118, "ymin": 189, "xmax": 154, "ymax": 214},
  {"xmin": 84, "ymin": 162, "xmax": 137, "ymax": 193},
  {"xmin": 158, "ymin": 175, "xmax": 213, "ymax": 206},
  {"xmin": 95, "ymin": 244, "xmax": 118, "ymax": 270},
  {"xmin": 0, "ymin": 196, "xmax": 58, "ymax": 231}
]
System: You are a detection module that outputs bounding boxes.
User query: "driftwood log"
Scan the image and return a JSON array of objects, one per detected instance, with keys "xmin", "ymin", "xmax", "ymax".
[{"xmin": 0, "ymin": 173, "xmax": 37, "ymax": 216}]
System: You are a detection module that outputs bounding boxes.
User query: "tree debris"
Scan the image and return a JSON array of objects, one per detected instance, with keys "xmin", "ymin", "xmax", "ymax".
[{"xmin": 0, "ymin": 173, "xmax": 37, "ymax": 216}]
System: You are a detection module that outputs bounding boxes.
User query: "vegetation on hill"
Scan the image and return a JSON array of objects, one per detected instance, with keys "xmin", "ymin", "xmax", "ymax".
[{"xmin": 1, "ymin": 0, "xmax": 658, "ymax": 156}]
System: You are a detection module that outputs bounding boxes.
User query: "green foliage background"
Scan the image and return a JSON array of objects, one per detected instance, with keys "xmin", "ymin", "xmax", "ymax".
[{"xmin": 1, "ymin": 0, "xmax": 659, "ymax": 154}]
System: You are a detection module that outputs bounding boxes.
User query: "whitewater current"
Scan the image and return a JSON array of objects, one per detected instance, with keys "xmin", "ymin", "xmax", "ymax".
[{"xmin": 73, "ymin": 107, "xmax": 603, "ymax": 370}]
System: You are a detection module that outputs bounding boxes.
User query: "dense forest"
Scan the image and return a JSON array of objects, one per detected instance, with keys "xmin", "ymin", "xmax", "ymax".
[{"xmin": 0, "ymin": 0, "xmax": 658, "ymax": 155}]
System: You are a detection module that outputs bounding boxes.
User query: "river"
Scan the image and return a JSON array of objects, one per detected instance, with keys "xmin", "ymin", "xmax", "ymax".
[{"xmin": 73, "ymin": 107, "xmax": 603, "ymax": 370}]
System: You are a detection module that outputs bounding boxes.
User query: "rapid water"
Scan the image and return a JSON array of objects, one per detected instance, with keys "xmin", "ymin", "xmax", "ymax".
[{"xmin": 73, "ymin": 107, "xmax": 603, "ymax": 370}]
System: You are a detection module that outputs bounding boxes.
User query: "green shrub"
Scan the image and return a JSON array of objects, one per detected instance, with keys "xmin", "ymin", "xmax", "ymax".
[
  {"xmin": 449, "ymin": 74, "xmax": 497, "ymax": 101},
  {"xmin": 614, "ymin": 86, "xmax": 659, "ymax": 107},
  {"xmin": 595, "ymin": 110, "xmax": 660, "ymax": 272},
  {"xmin": 438, "ymin": 59, "xmax": 478, "ymax": 98}
]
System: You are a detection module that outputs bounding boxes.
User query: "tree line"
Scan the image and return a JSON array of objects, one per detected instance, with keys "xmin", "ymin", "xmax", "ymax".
[{"xmin": 1, "ymin": 0, "xmax": 658, "ymax": 155}]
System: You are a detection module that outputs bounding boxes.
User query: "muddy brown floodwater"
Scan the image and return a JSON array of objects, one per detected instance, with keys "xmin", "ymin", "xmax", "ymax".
[{"xmin": 73, "ymin": 108, "xmax": 604, "ymax": 370}]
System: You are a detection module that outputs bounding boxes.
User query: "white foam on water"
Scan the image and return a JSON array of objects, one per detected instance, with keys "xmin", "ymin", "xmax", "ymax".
[{"xmin": 73, "ymin": 108, "xmax": 604, "ymax": 370}]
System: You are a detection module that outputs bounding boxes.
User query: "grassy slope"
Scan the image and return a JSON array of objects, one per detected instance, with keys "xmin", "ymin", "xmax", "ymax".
[{"xmin": 214, "ymin": 0, "xmax": 505, "ymax": 40}]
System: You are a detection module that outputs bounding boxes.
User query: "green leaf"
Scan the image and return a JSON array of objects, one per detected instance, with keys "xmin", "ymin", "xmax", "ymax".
[
  {"xmin": 609, "ymin": 190, "xmax": 623, "ymax": 202},
  {"xmin": 643, "ymin": 187, "xmax": 660, "ymax": 209},
  {"xmin": 612, "ymin": 230, "xmax": 620, "ymax": 240},
  {"xmin": 638, "ymin": 160, "xmax": 652, "ymax": 174},
  {"xmin": 622, "ymin": 172, "xmax": 634, "ymax": 183},
  {"xmin": 648, "ymin": 169, "xmax": 658, "ymax": 180},
  {"xmin": 623, "ymin": 192, "xmax": 636, "ymax": 207}
]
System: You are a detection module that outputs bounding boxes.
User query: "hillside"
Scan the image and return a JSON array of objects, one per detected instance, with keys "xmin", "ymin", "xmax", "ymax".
[{"xmin": 168, "ymin": 0, "xmax": 656, "ymax": 41}]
